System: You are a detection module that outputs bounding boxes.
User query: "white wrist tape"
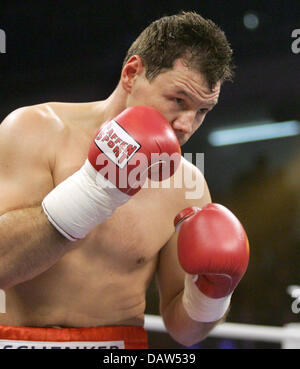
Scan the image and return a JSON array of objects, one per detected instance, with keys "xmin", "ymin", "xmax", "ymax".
[
  {"xmin": 42, "ymin": 159, "xmax": 130, "ymax": 241},
  {"xmin": 182, "ymin": 274, "xmax": 232, "ymax": 323}
]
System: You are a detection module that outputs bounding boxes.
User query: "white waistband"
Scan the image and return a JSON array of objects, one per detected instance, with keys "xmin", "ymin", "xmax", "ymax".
[{"xmin": 0, "ymin": 339, "xmax": 125, "ymax": 349}]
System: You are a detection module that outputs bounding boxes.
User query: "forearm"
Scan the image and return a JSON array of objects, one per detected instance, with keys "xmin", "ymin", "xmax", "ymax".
[
  {"xmin": 0, "ymin": 206, "xmax": 71, "ymax": 289},
  {"xmin": 162, "ymin": 291, "xmax": 227, "ymax": 347}
]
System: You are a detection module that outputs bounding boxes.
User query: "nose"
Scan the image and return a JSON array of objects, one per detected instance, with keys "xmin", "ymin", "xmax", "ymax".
[{"xmin": 172, "ymin": 111, "xmax": 194, "ymax": 135}]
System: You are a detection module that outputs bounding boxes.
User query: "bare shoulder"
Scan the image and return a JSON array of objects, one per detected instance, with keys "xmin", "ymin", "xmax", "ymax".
[
  {"xmin": 0, "ymin": 103, "xmax": 68, "ymax": 167},
  {"xmin": 0, "ymin": 104, "xmax": 69, "ymax": 214},
  {"xmin": 1, "ymin": 103, "xmax": 67, "ymax": 137}
]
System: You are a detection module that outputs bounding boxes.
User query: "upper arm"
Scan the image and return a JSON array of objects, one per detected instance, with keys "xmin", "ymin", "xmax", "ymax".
[
  {"xmin": 0, "ymin": 106, "xmax": 62, "ymax": 215},
  {"xmin": 156, "ymin": 160, "xmax": 212, "ymax": 315}
]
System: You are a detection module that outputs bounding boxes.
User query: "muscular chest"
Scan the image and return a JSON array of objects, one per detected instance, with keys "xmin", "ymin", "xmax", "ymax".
[{"xmin": 84, "ymin": 193, "xmax": 173, "ymax": 268}]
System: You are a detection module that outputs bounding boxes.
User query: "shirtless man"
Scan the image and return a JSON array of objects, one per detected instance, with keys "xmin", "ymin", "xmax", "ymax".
[{"xmin": 0, "ymin": 12, "xmax": 249, "ymax": 349}]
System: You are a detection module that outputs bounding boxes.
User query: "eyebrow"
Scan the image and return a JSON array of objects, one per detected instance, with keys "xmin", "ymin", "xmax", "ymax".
[{"xmin": 176, "ymin": 89, "xmax": 218, "ymax": 107}]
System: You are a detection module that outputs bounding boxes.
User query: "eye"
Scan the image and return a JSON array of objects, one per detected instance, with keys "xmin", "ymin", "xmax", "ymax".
[
  {"xmin": 172, "ymin": 97, "xmax": 186, "ymax": 108},
  {"xmin": 173, "ymin": 98, "xmax": 183, "ymax": 104}
]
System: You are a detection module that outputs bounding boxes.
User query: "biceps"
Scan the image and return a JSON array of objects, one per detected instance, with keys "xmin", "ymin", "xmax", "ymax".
[
  {"xmin": 0, "ymin": 138, "xmax": 54, "ymax": 214},
  {"xmin": 0, "ymin": 171, "xmax": 53, "ymax": 215},
  {"xmin": 0, "ymin": 111, "xmax": 55, "ymax": 214}
]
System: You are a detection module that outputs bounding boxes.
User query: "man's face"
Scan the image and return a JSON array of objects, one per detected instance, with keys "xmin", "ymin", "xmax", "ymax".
[{"xmin": 125, "ymin": 58, "xmax": 221, "ymax": 146}]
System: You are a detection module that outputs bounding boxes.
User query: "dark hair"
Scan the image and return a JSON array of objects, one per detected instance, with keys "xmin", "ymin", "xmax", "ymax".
[{"xmin": 123, "ymin": 11, "xmax": 234, "ymax": 90}]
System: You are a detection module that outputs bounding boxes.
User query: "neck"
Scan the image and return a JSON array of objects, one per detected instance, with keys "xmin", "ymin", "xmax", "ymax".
[{"xmin": 96, "ymin": 82, "xmax": 127, "ymax": 121}]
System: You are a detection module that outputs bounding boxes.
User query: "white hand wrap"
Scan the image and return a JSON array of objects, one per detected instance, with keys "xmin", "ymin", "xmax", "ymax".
[
  {"xmin": 182, "ymin": 274, "xmax": 232, "ymax": 323},
  {"xmin": 42, "ymin": 159, "xmax": 130, "ymax": 241}
]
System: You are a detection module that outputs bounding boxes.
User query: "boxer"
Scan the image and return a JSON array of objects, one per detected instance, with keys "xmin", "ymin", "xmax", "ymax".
[{"xmin": 0, "ymin": 11, "xmax": 249, "ymax": 348}]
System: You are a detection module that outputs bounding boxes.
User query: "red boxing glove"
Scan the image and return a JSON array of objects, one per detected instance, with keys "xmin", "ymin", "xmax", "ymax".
[
  {"xmin": 43, "ymin": 106, "xmax": 181, "ymax": 241},
  {"xmin": 174, "ymin": 203, "xmax": 249, "ymax": 322},
  {"xmin": 89, "ymin": 106, "xmax": 181, "ymax": 195}
]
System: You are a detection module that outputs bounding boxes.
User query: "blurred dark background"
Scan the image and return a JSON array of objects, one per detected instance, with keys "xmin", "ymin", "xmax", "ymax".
[{"xmin": 1, "ymin": 0, "xmax": 300, "ymax": 348}]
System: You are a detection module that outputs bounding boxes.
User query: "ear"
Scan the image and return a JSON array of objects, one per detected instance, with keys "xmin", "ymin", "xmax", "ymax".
[{"xmin": 121, "ymin": 55, "xmax": 144, "ymax": 93}]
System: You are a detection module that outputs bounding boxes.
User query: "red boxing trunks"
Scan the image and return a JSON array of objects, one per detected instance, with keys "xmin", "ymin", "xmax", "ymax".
[{"xmin": 0, "ymin": 324, "xmax": 148, "ymax": 349}]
